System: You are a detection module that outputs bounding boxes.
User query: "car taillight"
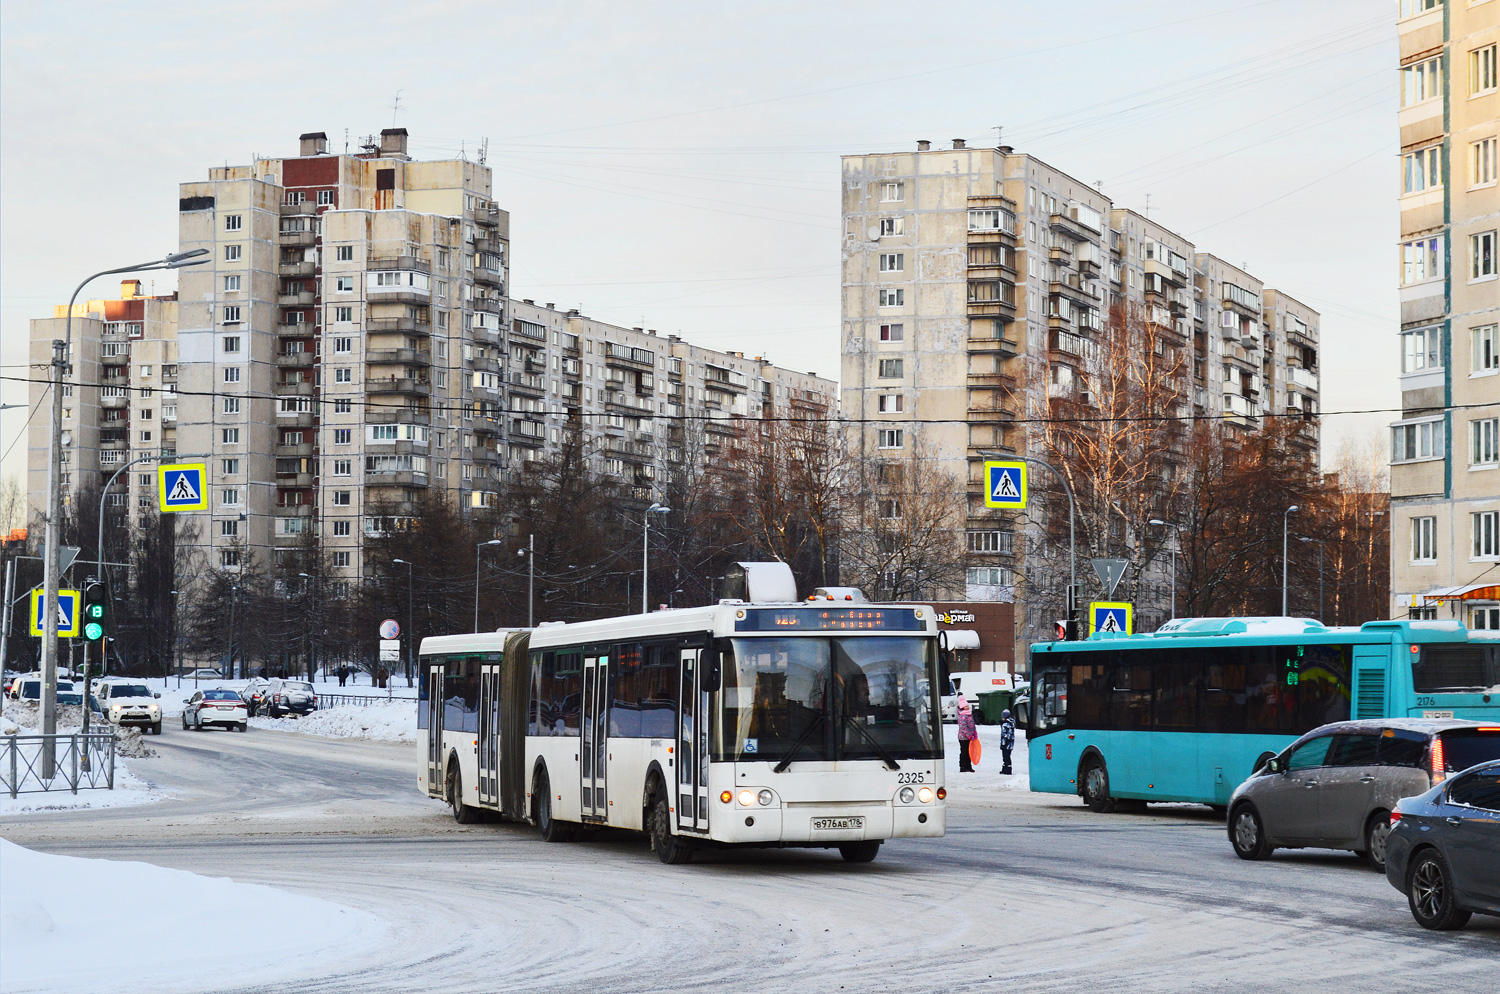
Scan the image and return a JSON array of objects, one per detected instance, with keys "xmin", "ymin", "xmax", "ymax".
[
  {"xmin": 1389, "ymin": 810, "xmax": 1401, "ymax": 826},
  {"xmin": 1430, "ymin": 736, "xmax": 1446, "ymax": 785}
]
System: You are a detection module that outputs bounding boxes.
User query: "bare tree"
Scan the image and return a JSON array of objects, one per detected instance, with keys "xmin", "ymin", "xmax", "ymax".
[{"xmin": 840, "ymin": 441, "xmax": 966, "ymax": 601}]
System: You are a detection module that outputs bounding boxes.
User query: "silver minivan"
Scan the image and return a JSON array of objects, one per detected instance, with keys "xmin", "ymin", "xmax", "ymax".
[{"xmin": 1228, "ymin": 719, "xmax": 1500, "ymax": 870}]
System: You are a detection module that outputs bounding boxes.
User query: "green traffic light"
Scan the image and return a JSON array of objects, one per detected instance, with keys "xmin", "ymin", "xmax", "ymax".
[
  {"xmin": 84, "ymin": 622, "xmax": 104, "ymax": 640},
  {"xmin": 87, "ymin": 604, "xmax": 104, "ymax": 619}
]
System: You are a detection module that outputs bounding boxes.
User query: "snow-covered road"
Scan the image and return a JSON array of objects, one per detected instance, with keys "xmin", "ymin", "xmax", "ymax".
[{"xmin": 3, "ymin": 727, "xmax": 1494, "ymax": 993}]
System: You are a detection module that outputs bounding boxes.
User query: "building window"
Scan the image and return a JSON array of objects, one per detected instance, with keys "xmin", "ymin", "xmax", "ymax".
[
  {"xmin": 220, "ymin": 488, "xmax": 241, "ymax": 505},
  {"xmin": 333, "ymin": 459, "xmax": 352, "ymax": 476},
  {"xmin": 1412, "ymin": 516, "xmax": 1437, "ymax": 563},
  {"xmin": 1399, "ymin": 0, "xmax": 1440, "ymax": 17},
  {"xmin": 1471, "ymin": 417, "xmax": 1499, "ymax": 466},
  {"xmin": 967, "ymin": 530, "xmax": 1014, "ymax": 554},
  {"xmin": 333, "ymin": 337, "xmax": 352, "ymax": 353},
  {"xmin": 879, "ymin": 323, "xmax": 904, "ymax": 342},
  {"xmin": 967, "ymin": 566, "xmax": 1014, "ymax": 587},
  {"xmin": 220, "ymin": 550, "xmax": 240, "ymax": 568},
  {"xmin": 334, "ymin": 367, "xmax": 352, "ymax": 383},
  {"xmin": 222, "ymin": 428, "xmax": 240, "ymax": 444},
  {"xmin": 877, "ymin": 428, "xmax": 903, "ymax": 449},
  {"xmin": 1473, "ymin": 324, "xmax": 1499, "ymax": 374},
  {"xmin": 333, "ymin": 551, "xmax": 351, "ymax": 568},
  {"xmin": 1402, "ymin": 56, "xmax": 1442, "ymax": 107},
  {"xmin": 221, "ymin": 458, "xmax": 239, "ymax": 475},
  {"xmin": 334, "ymin": 428, "xmax": 352, "ymax": 444},
  {"xmin": 335, "ymin": 276, "xmax": 354, "ymax": 292},
  {"xmin": 335, "ymin": 306, "xmax": 353, "ymax": 322},
  {"xmin": 1474, "ymin": 510, "xmax": 1500, "ymax": 559},
  {"xmin": 877, "ymin": 358, "xmax": 904, "ymax": 379},
  {"xmin": 1401, "ymin": 327, "xmax": 1441, "ymax": 373},
  {"xmin": 222, "ymin": 397, "xmax": 240, "ymax": 415},
  {"xmin": 878, "ymin": 288, "xmax": 905, "ymax": 307},
  {"xmin": 139, "ymin": 430, "xmax": 152, "ymax": 443},
  {"xmin": 224, "ymin": 244, "xmax": 241, "ymax": 262},
  {"xmin": 967, "ymin": 209, "xmax": 1003, "ymax": 231},
  {"xmin": 333, "ymin": 491, "xmax": 351, "ymax": 506},
  {"xmin": 879, "ymin": 181, "xmax": 904, "ymax": 203},
  {"xmin": 284, "ymin": 191, "xmax": 305, "ymax": 205},
  {"xmin": 220, "ymin": 519, "xmax": 238, "ymax": 538},
  {"xmin": 333, "ymin": 520, "xmax": 351, "ymax": 537},
  {"xmin": 878, "ymin": 217, "xmax": 904, "ymax": 236},
  {"xmin": 223, "ymin": 306, "xmax": 242, "ymax": 324},
  {"xmin": 1471, "ymin": 44, "xmax": 1497, "ymax": 96},
  {"xmin": 1402, "ymin": 237, "xmax": 1443, "ymax": 284},
  {"xmin": 879, "ymin": 253, "xmax": 904, "ymax": 273},
  {"xmin": 333, "ymin": 398, "xmax": 352, "ymax": 414},
  {"xmin": 1402, "ymin": 145, "xmax": 1442, "ymax": 194},
  {"xmin": 317, "ymin": 190, "xmax": 336, "ymax": 206},
  {"xmin": 222, "ymin": 335, "xmax": 241, "ymax": 353},
  {"xmin": 1473, "ymin": 138, "xmax": 1497, "ymax": 187},
  {"xmin": 1391, "ymin": 418, "xmax": 1445, "ymax": 462},
  {"xmin": 223, "ymin": 367, "xmax": 240, "ymax": 383},
  {"xmin": 1472, "ymin": 231, "xmax": 1497, "ymax": 281},
  {"xmin": 877, "ymin": 499, "xmax": 901, "ymax": 519},
  {"xmin": 877, "ymin": 393, "xmax": 904, "ymax": 413},
  {"xmin": 336, "ymin": 245, "xmax": 354, "ymax": 261},
  {"xmin": 224, "ymin": 214, "xmax": 242, "ymax": 231},
  {"xmin": 224, "ymin": 275, "xmax": 241, "ymax": 292}
]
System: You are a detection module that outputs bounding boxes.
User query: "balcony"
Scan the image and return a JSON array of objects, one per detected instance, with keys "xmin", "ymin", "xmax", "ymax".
[
  {"xmin": 1222, "ymin": 392, "xmax": 1258, "ymax": 426},
  {"xmin": 278, "ymin": 291, "xmax": 316, "ymax": 307},
  {"xmin": 275, "ymin": 380, "xmax": 315, "ymax": 397},
  {"xmin": 1048, "ymin": 275, "xmax": 1098, "ymax": 305},
  {"xmin": 472, "ymin": 296, "xmax": 504, "ymax": 314},
  {"xmin": 101, "ymin": 395, "xmax": 128, "ymax": 409},
  {"xmin": 1049, "ymin": 212, "xmax": 1098, "ymax": 241},
  {"xmin": 274, "ymin": 351, "xmax": 315, "ymax": 368},
  {"xmin": 277, "ymin": 323, "xmax": 315, "ymax": 337},
  {"xmin": 368, "ymin": 377, "xmax": 431, "ymax": 396},
  {"xmin": 365, "ymin": 407, "xmax": 430, "ymax": 426},
  {"xmin": 965, "ymin": 281, "xmax": 1017, "ymax": 318},
  {"xmin": 365, "ymin": 470, "xmax": 428, "ymax": 488},
  {"xmin": 275, "ymin": 443, "xmax": 315, "ymax": 458},
  {"xmin": 369, "ymin": 256, "xmax": 431, "ymax": 274},
  {"xmin": 471, "ymin": 355, "xmax": 500, "ymax": 373},
  {"xmin": 967, "ymin": 331, "xmax": 1021, "ymax": 358},
  {"xmin": 278, "ymin": 260, "xmax": 315, "ymax": 278},
  {"xmin": 279, "ymin": 201, "xmax": 318, "ymax": 216},
  {"xmin": 1289, "ymin": 366, "xmax": 1319, "ymax": 392},
  {"xmin": 367, "ymin": 347, "xmax": 431, "ymax": 365},
  {"xmin": 279, "ymin": 230, "xmax": 316, "ymax": 248},
  {"xmin": 473, "ymin": 268, "xmax": 504, "ymax": 290},
  {"xmin": 509, "ymin": 372, "xmax": 545, "ymax": 394},
  {"xmin": 275, "ymin": 472, "xmax": 315, "ymax": 488},
  {"xmin": 1049, "ymin": 329, "xmax": 1086, "ymax": 358},
  {"xmin": 366, "ymin": 316, "xmax": 431, "ymax": 336},
  {"xmin": 1047, "ymin": 242, "xmax": 1073, "ymax": 264},
  {"xmin": 1144, "ymin": 259, "xmax": 1187, "ymax": 288}
]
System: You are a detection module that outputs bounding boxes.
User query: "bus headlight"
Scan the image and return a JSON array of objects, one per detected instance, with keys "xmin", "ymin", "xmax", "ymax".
[
  {"xmin": 737, "ymin": 790, "xmax": 756, "ymax": 806},
  {"xmin": 757, "ymin": 789, "xmax": 774, "ymax": 806},
  {"xmin": 917, "ymin": 786, "xmax": 934, "ymax": 803},
  {"xmin": 899, "ymin": 787, "xmax": 916, "ymax": 804}
]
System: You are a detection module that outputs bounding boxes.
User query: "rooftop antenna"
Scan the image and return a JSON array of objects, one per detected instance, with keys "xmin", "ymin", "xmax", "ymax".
[
  {"xmin": 1144, "ymin": 193, "xmax": 1151, "ymax": 218},
  {"xmin": 994, "ymin": 125, "xmax": 1003, "ymax": 148},
  {"xmin": 343, "ymin": 128, "xmax": 349, "ymax": 155},
  {"xmin": 391, "ymin": 89, "xmax": 403, "ymax": 128},
  {"xmin": 479, "ymin": 138, "xmax": 488, "ymax": 166}
]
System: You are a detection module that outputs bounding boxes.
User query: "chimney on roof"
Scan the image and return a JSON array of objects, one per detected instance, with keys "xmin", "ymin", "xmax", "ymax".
[
  {"xmin": 299, "ymin": 132, "xmax": 329, "ymax": 156},
  {"xmin": 545, "ymin": 302, "xmax": 555, "ymax": 310},
  {"xmin": 523, "ymin": 298, "xmax": 534, "ymax": 305},
  {"xmin": 998, "ymin": 145, "xmax": 1013, "ymax": 155},
  {"xmin": 566, "ymin": 308, "xmax": 580, "ymax": 317},
  {"xmin": 633, "ymin": 327, "xmax": 644, "ymax": 332},
  {"xmin": 120, "ymin": 279, "xmax": 142, "ymax": 300},
  {"xmin": 379, "ymin": 128, "xmax": 409, "ymax": 159},
  {"xmin": 917, "ymin": 139, "xmax": 931, "ymax": 151},
  {"xmin": 952, "ymin": 138, "xmax": 967, "ymax": 150}
]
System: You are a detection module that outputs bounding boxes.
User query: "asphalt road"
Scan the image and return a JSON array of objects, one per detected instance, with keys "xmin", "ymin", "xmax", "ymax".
[{"xmin": 6, "ymin": 728, "xmax": 1496, "ymax": 993}]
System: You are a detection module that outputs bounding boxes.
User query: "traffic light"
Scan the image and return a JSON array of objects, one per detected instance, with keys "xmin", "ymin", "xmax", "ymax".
[
  {"xmin": 83, "ymin": 579, "xmax": 108, "ymax": 642},
  {"xmin": 1063, "ymin": 583, "xmax": 1082, "ymax": 641}
]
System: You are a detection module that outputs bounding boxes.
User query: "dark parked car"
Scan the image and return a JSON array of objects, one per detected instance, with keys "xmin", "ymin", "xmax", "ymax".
[
  {"xmin": 263, "ymin": 679, "xmax": 317, "ymax": 717},
  {"xmin": 1385, "ymin": 758, "xmax": 1500, "ymax": 930},
  {"xmin": 240, "ymin": 677, "xmax": 272, "ymax": 716},
  {"xmin": 1228, "ymin": 719, "xmax": 1500, "ymax": 870}
]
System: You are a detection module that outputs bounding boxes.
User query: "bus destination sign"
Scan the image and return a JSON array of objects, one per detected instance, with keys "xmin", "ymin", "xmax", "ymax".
[{"xmin": 734, "ymin": 608, "xmax": 925, "ymax": 632}]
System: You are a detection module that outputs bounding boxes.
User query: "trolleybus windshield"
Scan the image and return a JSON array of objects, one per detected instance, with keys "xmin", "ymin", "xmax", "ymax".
[{"xmin": 714, "ymin": 636, "xmax": 941, "ymax": 764}]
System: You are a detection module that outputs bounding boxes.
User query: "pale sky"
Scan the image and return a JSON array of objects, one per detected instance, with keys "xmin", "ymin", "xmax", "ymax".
[{"xmin": 0, "ymin": 0, "xmax": 1397, "ymax": 490}]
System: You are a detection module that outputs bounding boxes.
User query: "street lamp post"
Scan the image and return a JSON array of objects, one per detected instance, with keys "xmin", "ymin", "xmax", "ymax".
[
  {"xmin": 393, "ymin": 559, "xmax": 415, "ymax": 685},
  {"xmin": 1148, "ymin": 519, "xmax": 1181, "ymax": 620},
  {"xmin": 38, "ymin": 250, "xmax": 209, "ymax": 775},
  {"xmin": 516, "ymin": 534, "xmax": 535, "ymax": 627},
  {"xmin": 473, "ymin": 540, "xmax": 502, "ymax": 631},
  {"xmin": 1282, "ymin": 505, "xmax": 1300, "ymax": 616},
  {"xmin": 1299, "ymin": 536, "xmax": 1326, "ymax": 622},
  {"xmin": 643, "ymin": 503, "xmax": 670, "ymax": 614}
]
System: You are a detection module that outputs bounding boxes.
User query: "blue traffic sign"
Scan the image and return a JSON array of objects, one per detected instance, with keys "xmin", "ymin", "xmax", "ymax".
[
  {"xmin": 1089, "ymin": 602, "xmax": 1133, "ymax": 636},
  {"xmin": 158, "ymin": 463, "xmax": 208, "ymax": 512},
  {"xmin": 983, "ymin": 461, "xmax": 1027, "ymax": 509},
  {"xmin": 30, "ymin": 588, "xmax": 81, "ymax": 638}
]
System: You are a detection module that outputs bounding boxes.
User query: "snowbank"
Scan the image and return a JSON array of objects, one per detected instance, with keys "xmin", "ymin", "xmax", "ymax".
[
  {"xmin": 0, "ymin": 707, "xmax": 165, "ymax": 818},
  {"xmin": 141, "ymin": 677, "xmax": 414, "ymax": 718},
  {"xmin": 0, "ymin": 839, "xmax": 385, "ymax": 994},
  {"xmin": 249, "ymin": 700, "xmax": 416, "ymax": 743}
]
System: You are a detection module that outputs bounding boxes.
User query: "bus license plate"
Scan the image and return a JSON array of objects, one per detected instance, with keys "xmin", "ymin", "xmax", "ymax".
[{"xmin": 812, "ymin": 816, "xmax": 864, "ymax": 831}]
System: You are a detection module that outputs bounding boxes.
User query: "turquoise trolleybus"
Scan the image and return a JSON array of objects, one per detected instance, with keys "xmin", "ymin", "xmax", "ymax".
[{"xmin": 1028, "ymin": 618, "xmax": 1500, "ymax": 812}]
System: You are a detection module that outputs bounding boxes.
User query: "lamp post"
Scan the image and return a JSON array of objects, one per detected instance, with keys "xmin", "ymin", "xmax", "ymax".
[
  {"xmin": 38, "ymin": 249, "xmax": 208, "ymax": 773},
  {"xmin": 643, "ymin": 503, "xmax": 670, "ymax": 614},
  {"xmin": 1282, "ymin": 505, "xmax": 1300, "ymax": 616},
  {"xmin": 1148, "ymin": 519, "xmax": 1180, "ymax": 620},
  {"xmin": 297, "ymin": 572, "xmax": 318, "ymax": 681},
  {"xmin": 516, "ymin": 534, "xmax": 535, "ymax": 627},
  {"xmin": 393, "ymin": 559, "xmax": 415, "ymax": 685},
  {"xmin": 1299, "ymin": 536, "xmax": 1325, "ymax": 622},
  {"xmin": 473, "ymin": 540, "xmax": 502, "ymax": 631}
]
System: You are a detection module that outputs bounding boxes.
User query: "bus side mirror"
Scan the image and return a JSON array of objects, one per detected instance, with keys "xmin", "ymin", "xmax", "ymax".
[{"xmin": 701, "ymin": 646, "xmax": 722, "ymax": 692}]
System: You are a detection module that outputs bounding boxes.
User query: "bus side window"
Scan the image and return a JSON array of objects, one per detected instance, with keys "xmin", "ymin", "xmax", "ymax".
[
  {"xmin": 1201, "ymin": 654, "xmax": 1246, "ymax": 733},
  {"xmin": 1111, "ymin": 662, "xmax": 1152, "ymax": 730},
  {"xmin": 609, "ymin": 642, "xmax": 644, "ymax": 738}
]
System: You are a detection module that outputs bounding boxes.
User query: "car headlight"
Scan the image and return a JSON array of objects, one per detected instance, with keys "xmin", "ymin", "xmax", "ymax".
[
  {"xmin": 110, "ymin": 705, "xmax": 121, "ymax": 714},
  {"xmin": 899, "ymin": 786, "xmax": 916, "ymax": 804}
]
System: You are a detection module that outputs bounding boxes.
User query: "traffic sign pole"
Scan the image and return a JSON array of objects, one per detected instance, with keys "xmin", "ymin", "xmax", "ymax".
[{"xmin": 981, "ymin": 452, "xmax": 1078, "ymax": 637}]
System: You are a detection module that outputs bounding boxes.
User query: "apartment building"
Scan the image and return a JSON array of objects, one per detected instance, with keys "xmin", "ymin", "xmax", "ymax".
[
  {"xmin": 29, "ymin": 129, "xmax": 836, "ymax": 589},
  {"xmin": 1392, "ymin": 0, "xmax": 1500, "ymax": 626},
  {"xmin": 841, "ymin": 140, "xmax": 1321, "ymax": 658}
]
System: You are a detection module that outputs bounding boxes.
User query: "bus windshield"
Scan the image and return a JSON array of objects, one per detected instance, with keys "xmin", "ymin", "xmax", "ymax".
[{"xmin": 715, "ymin": 636, "xmax": 940, "ymax": 764}]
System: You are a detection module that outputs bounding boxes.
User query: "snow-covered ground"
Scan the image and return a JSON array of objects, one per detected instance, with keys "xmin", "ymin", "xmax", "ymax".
[
  {"xmin": 0, "ymin": 838, "xmax": 385, "ymax": 994},
  {"xmin": 0, "ymin": 706, "xmax": 166, "ymax": 817},
  {"xmin": 137, "ymin": 677, "xmax": 414, "ymax": 719}
]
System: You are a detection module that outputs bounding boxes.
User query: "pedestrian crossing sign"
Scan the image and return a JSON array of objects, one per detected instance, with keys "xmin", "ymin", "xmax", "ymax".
[
  {"xmin": 30, "ymin": 588, "xmax": 81, "ymax": 638},
  {"xmin": 983, "ymin": 460, "xmax": 1027, "ymax": 509},
  {"xmin": 1089, "ymin": 602, "xmax": 1133, "ymax": 636},
  {"xmin": 158, "ymin": 463, "xmax": 208, "ymax": 512}
]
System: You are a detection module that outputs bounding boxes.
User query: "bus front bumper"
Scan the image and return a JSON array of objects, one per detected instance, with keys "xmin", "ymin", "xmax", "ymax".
[{"xmin": 711, "ymin": 800, "xmax": 945, "ymax": 845}]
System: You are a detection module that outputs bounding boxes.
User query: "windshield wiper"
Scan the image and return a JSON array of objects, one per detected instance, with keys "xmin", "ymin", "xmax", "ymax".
[
  {"xmin": 842, "ymin": 716, "xmax": 902, "ymax": 771},
  {"xmin": 772, "ymin": 713, "xmax": 826, "ymax": 773}
]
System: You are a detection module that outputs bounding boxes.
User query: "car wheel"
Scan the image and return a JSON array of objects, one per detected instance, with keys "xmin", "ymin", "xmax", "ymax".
[
  {"xmin": 447, "ymin": 763, "xmax": 480, "ymax": 825},
  {"xmin": 1407, "ymin": 850, "xmax": 1472, "ymax": 930},
  {"xmin": 839, "ymin": 841, "xmax": 881, "ymax": 863},
  {"xmin": 1081, "ymin": 756, "xmax": 1116, "ymax": 813},
  {"xmin": 534, "ymin": 767, "xmax": 573, "ymax": 843},
  {"xmin": 181, "ymin": 715, "xmax": 188, "ymax": 730},
  {"xmin": 1230, "ymin": 803, "xmax": 1274, "ymax": 861},
  {"xmin": 1364, "ymin": 811, "xmax": 1392, "ymax": 872},
  {"xmin": 151, "ymin": 722, "xmax": 161, "ymax": 736},
  {"xmin": 238, "ymin": 723, "xmax": 247, "ymax": 733},
  {"xmin": 648, "ymin": 780, "xmax": 692, "ymax": 864}
]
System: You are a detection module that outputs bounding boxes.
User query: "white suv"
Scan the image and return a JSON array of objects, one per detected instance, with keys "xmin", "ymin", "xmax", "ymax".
[{"xmin": 94, "ymin": 680, "xmax": 163, "ymax": 735}]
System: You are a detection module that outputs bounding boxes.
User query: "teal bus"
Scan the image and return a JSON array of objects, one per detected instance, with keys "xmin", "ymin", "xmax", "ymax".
[{"xmin": 1028, "ymin": 618, "xmax": 1500, "ymax": 812}]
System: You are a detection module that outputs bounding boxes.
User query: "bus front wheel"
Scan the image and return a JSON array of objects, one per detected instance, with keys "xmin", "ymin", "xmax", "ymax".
[
  {"xmin": 649, "ymin": 782, "xmax": 693, "ymax": 865},
  {"xmin": 839, "ymin": 841, "xmax": 881, "ymax": 863},
  {"xmin": 1081, "ymin": 757, "xmax": 1116, "ymax": 813},
  {"xmin": 447, "ymin": 762, "xmax": 481, "ymax": 825},
  {"xmin": 534, "ymin": 768, "xmax": 573, "ymax": 843}
]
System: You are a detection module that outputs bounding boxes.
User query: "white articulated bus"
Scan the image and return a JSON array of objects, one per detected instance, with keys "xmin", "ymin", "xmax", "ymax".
[{"xmin": 417, "ymin": 566, "xmax": 947, "ymax": 864}]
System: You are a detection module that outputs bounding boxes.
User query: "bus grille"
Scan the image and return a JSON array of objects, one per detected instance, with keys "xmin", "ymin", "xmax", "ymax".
[{"xmin": 1356, "ymin": 668, "xmax": 1385, "ymax": 719}]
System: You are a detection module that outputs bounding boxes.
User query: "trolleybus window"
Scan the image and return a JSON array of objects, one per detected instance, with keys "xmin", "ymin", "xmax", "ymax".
[
  {"xmin": 530, "ymin": 650, "xmax": 582, "ymax": 736},
  {"xmin": 609, "ymin": 642, "xmax": 678, "ymax": 738},
  {"xmin": 1412, "ymin": 643, "xmax": 1500, "ymax": 693}
]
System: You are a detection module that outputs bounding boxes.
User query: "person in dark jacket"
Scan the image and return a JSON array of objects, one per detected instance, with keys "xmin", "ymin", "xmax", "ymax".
[
  {"xmin": 1000, "ymin": 708, "xmax": 1015, "ymax": 775},
  {"xmin": 956, "ymin": 694, "xmax": 977, "ymax": 773}
]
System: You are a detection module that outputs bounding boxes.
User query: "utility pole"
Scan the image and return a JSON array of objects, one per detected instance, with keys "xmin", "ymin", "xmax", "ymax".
[
  {"xmin": 643, "ymin": 503, "xmax": 670, "ymax": 614},
  {"xmin": 0, "ymin": 556, "xmax": 14, "ymax": 672}
]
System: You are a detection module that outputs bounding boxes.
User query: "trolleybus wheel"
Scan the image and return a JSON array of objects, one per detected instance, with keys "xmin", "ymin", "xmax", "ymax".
[
  {"xmin": 534, "ymin": 768, "xmax": 573, "ymax": 843},
  {"xmin": 838, "ymin": 841, "xmax": 881, "ymax": 863},
  {"xmin": 447, "ymin": 762, "xmax": 481, "ymax": 825},
  {"xmin": 1229, "ymin": 803, "xmax": 1274, "ymax": 861},
  {"xmin": 1081, "ymin": 756, "xmax": 1116, "ymax": 813},
  {"xmin": 649, "ymin": 783, "xmax": 693, "ymax": 865}
]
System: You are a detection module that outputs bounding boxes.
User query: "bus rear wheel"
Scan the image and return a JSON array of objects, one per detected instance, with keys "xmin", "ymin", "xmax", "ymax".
[
  {"xmin": 1081, "ymin": 757, "xmax": 1116, "ymax": 813},
  {"xmin": 534, "ymin": 768, "xmax": 573, "ymax": 843},
  {"xmin": 649, "ymin": 783, "xmax": 693, "ymax": 865},
  {"xmin": 839, "ymin": 841, "xmax": 881, "ymax": 863},
  {"xmin": 447, "ymin": 762, "xmax": 481, "ymax": 825}
]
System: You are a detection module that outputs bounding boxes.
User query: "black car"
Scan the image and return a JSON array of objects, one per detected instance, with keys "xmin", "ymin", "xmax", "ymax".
[
  {"xmin": 1384, "ymin": 758, "xmax": 1500, "ymax": 930},
  {"xmin": 263, "ymin": 679, "xmax": 317, "ymax": 717}
]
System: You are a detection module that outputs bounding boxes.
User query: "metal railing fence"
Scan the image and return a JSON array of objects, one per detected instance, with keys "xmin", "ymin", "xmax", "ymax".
[
  {"xmin": 314, "ymin": 692, "xmax": 416, "ymax": 710},
  {"xmin": 3, "ymin": 733, "xmax": 116, "ymax": 798}
]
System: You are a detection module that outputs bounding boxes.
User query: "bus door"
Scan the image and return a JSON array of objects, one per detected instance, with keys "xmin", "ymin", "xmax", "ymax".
[
  {"xmin": 677, "ymin": 649, "xmax": 710, "ymax": 833},
  {"xmin": 1352, "ymin": 645, "xmax": 1389, "ymax": 719},
  {"xmin": 477, "ymin": 661, "xmax": 501, "ymax": 807},
  {"xmin": 581, "ymin": 654, "xmax": 609, "ymax": 821},
  {"xmin": 426, "ymin": 662, "xmax": 445, "ymax": 796}
]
